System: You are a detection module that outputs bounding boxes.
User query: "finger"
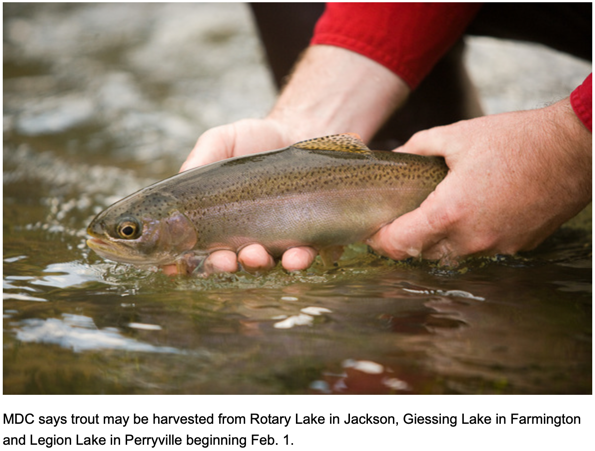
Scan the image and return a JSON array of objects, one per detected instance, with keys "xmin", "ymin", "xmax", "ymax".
[
  {"xmin": 281, "ymin": 247, "xmax": 317, "ymax": 272},
  {"xmin": 238, "ymin": 244, "xmax": 276, "ymax": 272},
  {"xmin": 203, "ymin": 250, "xmax": 239, "ymax": 274},
  {"xmin": 161, "ymin": 264, "xmax": 179, "ymax": 276},
  {"xmin": 366, "ymin": 193, "xmax": 449, "ymax": 261}
]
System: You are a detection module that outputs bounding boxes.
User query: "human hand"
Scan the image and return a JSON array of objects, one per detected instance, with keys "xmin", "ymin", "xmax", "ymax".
[
  {"xmin": 162, "ymin": 118, "xmax": 319, "ymax": 276},
  {"xmin": 180, "ymin": 118, "xmax": 292, "ymax": 172},
  {"xmin": 367, "ymin": 98, "xmax": 592, "ymax": 264},
  {"xmin": 164, "ymin": 45, "xmax": 410, "ymax": 276}
]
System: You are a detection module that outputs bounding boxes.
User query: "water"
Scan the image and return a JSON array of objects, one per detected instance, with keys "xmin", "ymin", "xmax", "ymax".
[{"xmin": 3, "ymin": 3, "xmax": 592, "ymax": 394}]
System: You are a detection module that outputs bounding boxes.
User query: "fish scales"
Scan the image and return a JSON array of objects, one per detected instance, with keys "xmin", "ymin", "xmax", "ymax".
[
  {"xmin": 87, "ymin": 134, "xmax": 448, "ymax": 271},
  {"xmin": 172, "ymin": 149, "xmax": 442, "ymax": 255}
]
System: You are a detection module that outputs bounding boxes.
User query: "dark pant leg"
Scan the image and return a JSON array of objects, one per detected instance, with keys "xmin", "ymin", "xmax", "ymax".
[
  {"xmin": 250, "ymin": 3, "xmax": 325, "ymax": 89},
  {"xmin": 467, "ymin": 3, "xmax": 591, "ymax": 61}
]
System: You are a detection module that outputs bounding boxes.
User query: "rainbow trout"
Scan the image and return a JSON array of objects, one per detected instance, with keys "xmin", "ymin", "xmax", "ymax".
[{"xmin": 87, "ymin": 134, "xmax": 448, "ymax": 273}]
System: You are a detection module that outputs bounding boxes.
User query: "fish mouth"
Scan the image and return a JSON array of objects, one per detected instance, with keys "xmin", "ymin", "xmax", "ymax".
[
  {"xmin": 86, "ymin": 237, "xmax": 111, "ymax": 252},
  {"xmin": 86, "ymin": 237, "xmax": 139, "ymax": 263},
  {"xmin": 87, "ymin": 237, "xmax": 106, "ymax": 247},
  {"xmin": 86, "ymin": 237, "xmax": 120, "ymax": 260},
  {"xmin": 86, "ymin": 236, "xmax": 173, "ymax": 267}
]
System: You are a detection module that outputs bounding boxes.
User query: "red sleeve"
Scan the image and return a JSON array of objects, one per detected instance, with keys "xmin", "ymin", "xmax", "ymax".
[
  {"xmin": 570, "ymin": 74, "xmax": 592, "ymax": 132},
  {"xmin": 310, "ymin": 3, "xmax": 481, "ymax": 89}
]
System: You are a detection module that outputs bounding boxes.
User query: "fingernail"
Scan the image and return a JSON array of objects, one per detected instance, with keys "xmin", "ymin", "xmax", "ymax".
[{"xmin": 407, "ymin": 247, "xmax": 421, "ymax": 258}]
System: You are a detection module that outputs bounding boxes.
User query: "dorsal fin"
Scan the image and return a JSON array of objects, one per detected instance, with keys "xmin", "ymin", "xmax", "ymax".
[{"xmin": 292, "ymin": 133, "xmax": 371, "ymax": 154}]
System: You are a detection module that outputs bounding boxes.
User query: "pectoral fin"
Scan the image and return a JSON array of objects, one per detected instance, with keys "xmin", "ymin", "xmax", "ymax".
[
  {"xmin": 319, "ymin": 245, "xmax": 344, "ymax": 268},
  {"xmin": 175, "ymin": 252, "xmax": 207, "ymax": 275}
]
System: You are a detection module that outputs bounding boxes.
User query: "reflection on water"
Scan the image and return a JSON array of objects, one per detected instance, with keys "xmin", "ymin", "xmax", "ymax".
[
  {"xmin": 15, "ymin": 314, "xmax": 180, "ymax": 354},
  {"xmin": 3, "ymin": 4, "xmax": 592, "ymax": 394}
]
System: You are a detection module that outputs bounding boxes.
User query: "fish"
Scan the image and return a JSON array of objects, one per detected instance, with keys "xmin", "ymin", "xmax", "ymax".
[{"xmin": 86, "ymin": 133, "xmax": 448, "ymax": 273}]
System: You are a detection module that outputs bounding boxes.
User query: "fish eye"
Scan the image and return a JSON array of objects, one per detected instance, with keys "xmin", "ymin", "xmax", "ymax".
[{"xmin": 116, "ymin": 219, "xmax": 141, "ymax": 239}]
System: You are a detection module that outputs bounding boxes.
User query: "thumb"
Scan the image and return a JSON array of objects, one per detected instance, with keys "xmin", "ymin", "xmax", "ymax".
[
  {"xmin": 393, "ymin": 126, "xmax": 450, "ymax": 158},
  {"xmin": 180, "ymin": 125, "xmax": 236, "ymax": 172},
  {"xmin": 367, "ymin": 191, "xmax": 447, "ymax": 260}
]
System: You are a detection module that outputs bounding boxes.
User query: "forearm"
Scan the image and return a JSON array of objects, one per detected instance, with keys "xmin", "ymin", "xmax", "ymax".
[{"xmin": 268, "ymin": 45, "xmax": 411, "ymax": 142}]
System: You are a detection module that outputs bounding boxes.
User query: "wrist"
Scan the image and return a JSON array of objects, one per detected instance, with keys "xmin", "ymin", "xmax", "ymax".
[
  {"xmin": 547, "ymin": 97, "xmax": 592, "ymax": 172},
  {"xmin": 267, "ymin": 45, "xmax": 410, "ymax": 142},
  {"xmin": 541, "ymin": 98, "xmax": 592, "ymax": 212}
]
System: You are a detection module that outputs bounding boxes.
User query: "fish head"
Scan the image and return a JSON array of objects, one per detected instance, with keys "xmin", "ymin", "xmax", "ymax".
[{"xmin": 86, "ymin": 191, "xmax": 198, "ymax": 267}]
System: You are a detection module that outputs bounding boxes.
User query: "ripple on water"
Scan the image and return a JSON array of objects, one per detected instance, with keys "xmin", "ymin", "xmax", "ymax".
[
  {"xmin": 14, "ymin": 313, "xmax": 180, "ymax": 354},
  {"xmin": 31, "ymin": 262, "xmax": 104, "ymax": 289}
]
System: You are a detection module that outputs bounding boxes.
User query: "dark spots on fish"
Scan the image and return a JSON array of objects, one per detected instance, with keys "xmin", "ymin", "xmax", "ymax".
[{"xmin": 145, "ymin": 148, "xmax": 448, "ymax": 246}]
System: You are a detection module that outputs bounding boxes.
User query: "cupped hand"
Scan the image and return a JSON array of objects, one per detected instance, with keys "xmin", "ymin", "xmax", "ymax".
[
  {"xmin": 164, "ymin": 118, "xmax": 318, "ymax": 276},
  {"xmin": 367, "ymin": 98, "xmax": 592, "ymax": 264}
]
